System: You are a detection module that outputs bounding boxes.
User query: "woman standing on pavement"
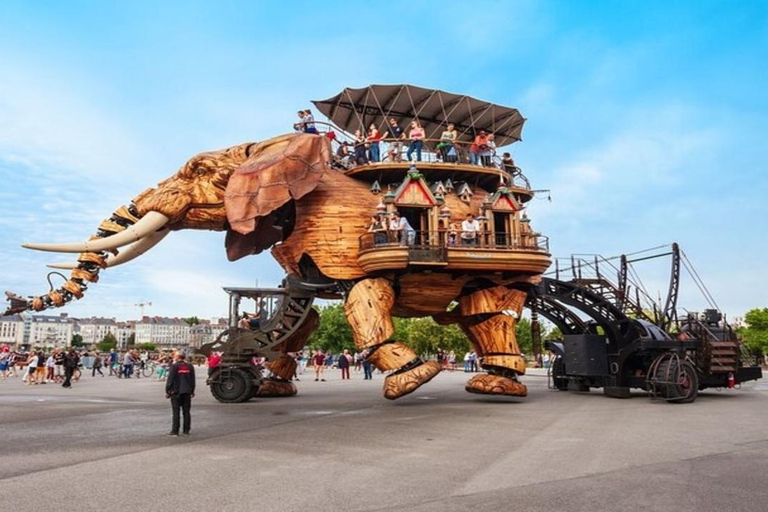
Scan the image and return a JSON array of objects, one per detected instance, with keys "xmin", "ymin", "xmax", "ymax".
[{"xmin": 338, "ymin": 349, "xmax": 351, "ymax": 380}]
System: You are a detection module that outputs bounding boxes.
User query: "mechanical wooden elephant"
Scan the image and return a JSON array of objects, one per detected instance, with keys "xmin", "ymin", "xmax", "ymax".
[{"xmin": 6, "ymin": 133, "xmax": 547, "ymax": 400}]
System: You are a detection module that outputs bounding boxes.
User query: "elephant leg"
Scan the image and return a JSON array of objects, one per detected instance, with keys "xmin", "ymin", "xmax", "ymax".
[
  {"xmin": 344, "ymin": 278, "xmax": 441, "ymax": 400},
  {"xmin": 459, "ymin": 286, "xmax": 528, "ymax": 397},
  {"xmin": 255, "ymin": 308, "xmax": 319, "ymax": 398}
]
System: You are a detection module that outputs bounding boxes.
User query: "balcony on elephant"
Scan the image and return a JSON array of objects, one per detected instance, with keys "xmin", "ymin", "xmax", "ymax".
[
  {"xmin": 340, "ymin": 138, "xmax": 534, "ymax": 199},
  {"xmin": 357, "ymin": 229, "xmax": 551, "ymax": 275}
]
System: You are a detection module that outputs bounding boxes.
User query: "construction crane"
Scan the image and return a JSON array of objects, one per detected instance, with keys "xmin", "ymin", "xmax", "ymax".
[{"xmin": 134, "ymin": 301, "xmax": 152, "ymax": 318}]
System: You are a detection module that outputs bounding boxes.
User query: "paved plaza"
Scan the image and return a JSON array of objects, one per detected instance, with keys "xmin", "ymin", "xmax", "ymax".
[{"xmin": 0, "ymin": 368, "xmax": 766, "ymax": 512}]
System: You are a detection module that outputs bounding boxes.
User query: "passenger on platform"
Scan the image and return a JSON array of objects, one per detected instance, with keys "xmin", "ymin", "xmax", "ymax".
[
  {"xmin": 302, "ymin": 109, "xmax": 317, "ymax": 134},
  {"xmin": 367, "ymin": 215, "xmax": 388, "ymax": 245},
  {"xmin": 387, "ymin": 118, "xmax": 404, "ymax": 162},
  {"xmin": 447, "ymin": 222, "xmax": 459, "ymax": 246},
  {"xmin": 336, "ymin": 141, "xmax": 352, "ymax": 168},
  {"xmin": 436, "ymin": 123, "xmax": 457, "ymax": 162},
  {"xmin": 461, "ymin": 213, "xmax": 481, "ymax": 245},
  {"xmin": 501, "ymin": 152, "xmax": 516, "ymax": 172},
  {"xmin": 353, "ymin": 129, "xmax": 368, "ymax": 166},
  {"xmin": 470, "ymin": 130, "xmax": 489, "ymax": 165},
  {"xmin": 391, "ymin": 211, "xmax": 416, "ymax": 246},
  {"xmin": 367, "ymin": 124, "xmax": 383, "ymax": 162},
  {"xmin": 293, "ymin": 110, "xmax": 306, "ymax": 132},
  {"xmin": 406, "ymin": 120, "xmax": 425, "ymax": 162},
  {"xmin": 481, "ymin": 134, "xmax": 496, "ymax": 166}
]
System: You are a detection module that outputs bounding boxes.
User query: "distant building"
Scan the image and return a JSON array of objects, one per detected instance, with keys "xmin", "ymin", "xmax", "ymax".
[
  {"xmin": 135, "ymin": 316, "xmax": 191, "ymax": 347},
  {"xmin": 78, "ymin": 317, "xmax": 119, "ymax": 346},
  {"xmin": 27, "ymin": 313, "xmax": 75, "ymax": 348},
  {"xmin": 114, "ymin": 321, "xmax": 135, "ymax": 349},
  {"xmin": 188, "ymin": 318, "xmax": 228, "ymax": 348},
  {"xmin": 0, "ymin": 314, "xmax": 25, "ymax": 348}
]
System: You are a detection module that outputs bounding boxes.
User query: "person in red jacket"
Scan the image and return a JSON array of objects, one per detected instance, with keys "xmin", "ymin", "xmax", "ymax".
[{"xmin": 207, "ymin": 351, "xmax": 221, "ymax": 377}]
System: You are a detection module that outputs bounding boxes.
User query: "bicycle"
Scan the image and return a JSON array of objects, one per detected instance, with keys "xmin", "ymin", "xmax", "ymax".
[{"xmin": 141, "ymin": 361, "xmax": 157, "ymax": 378}]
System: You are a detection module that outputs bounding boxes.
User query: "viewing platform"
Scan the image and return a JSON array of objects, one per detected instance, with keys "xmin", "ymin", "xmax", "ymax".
[{"xmin": 357, "ymin": 230, "xmax": 551, "ymax": 274}]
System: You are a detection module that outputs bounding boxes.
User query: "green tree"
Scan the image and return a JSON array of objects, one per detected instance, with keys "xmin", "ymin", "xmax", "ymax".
[
  {"xmin": 126, "ymin": 333, "xmax": 136, "ymax": 347},
  {"xmin": 182, "ymin": 317, "xmax": 200, "ymax": 326},
  {"xmin": 135, "ymin": 342, "xmax": 157, "ymax": 351},
  {"xmin": 70, "ymin": 334, "xmax": 85, "ymax": 348},
  {"xmin": 97, "ymin": 332, "xmax": 118, "ymax": 352},
  {"xmin": 307, "ymin": 304, "xmax": 354, "ymax": 353},
  {"xmin": 739, "ymin": 308, "xmax": 768, "ymax": 354}
]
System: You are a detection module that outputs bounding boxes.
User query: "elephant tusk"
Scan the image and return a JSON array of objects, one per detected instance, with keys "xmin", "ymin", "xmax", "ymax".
[
  {"xmin": 23, "ymin": 212, "xmax": 170, "ymax": 253},
  {"xmin": 46, "ymin": 228, "xmax": 170, "ymax": 270}
]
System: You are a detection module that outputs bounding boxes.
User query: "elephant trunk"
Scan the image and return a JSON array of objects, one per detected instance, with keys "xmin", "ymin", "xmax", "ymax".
[{"xmin": 3, "ymin": 204, "xmax": 169, "ymax": 315}]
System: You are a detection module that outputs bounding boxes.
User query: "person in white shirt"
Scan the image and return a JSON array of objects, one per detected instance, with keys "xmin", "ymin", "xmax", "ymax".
[
  {"xmin": 461, "ymin": 213, "xmax": 481, "ymax": 245},
  {"xmin": 391, "ymin": 211, "xmax": 416, "ymax": 246}
]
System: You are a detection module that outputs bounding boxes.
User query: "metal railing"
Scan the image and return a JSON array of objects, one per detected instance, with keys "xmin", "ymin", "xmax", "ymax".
[
  {"xmin": 298, "ymin": 121, "xmax": 532, "ymax": 190},
  {"xmin": 359, "ymin": 230, "xmax": 549, "ymax": 253}
]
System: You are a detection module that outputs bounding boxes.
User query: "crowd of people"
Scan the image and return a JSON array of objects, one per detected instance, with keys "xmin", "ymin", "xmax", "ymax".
[
  {"xmin": 293, "ymin": 110, "xmax": 515, "ymax": 170},
  {"xmin": 0, "ymin": 345, "xmax": 181, "ymax": 388}
]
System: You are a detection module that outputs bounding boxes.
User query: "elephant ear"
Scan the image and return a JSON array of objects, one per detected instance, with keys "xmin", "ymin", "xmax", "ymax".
[{"xmin": 224, "ymin": 134, "xmax": 330, "ymax": 261}]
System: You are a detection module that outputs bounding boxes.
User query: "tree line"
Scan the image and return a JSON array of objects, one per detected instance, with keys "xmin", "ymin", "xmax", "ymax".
[{"xmin": 306, "ymin": 304, "xmax": 559, "ymax": 356}]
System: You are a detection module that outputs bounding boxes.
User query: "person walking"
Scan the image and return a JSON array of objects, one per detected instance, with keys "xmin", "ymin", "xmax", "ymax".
[
  {"xmin": 108, "ymin": 348, "xmax": 118, "ymax": 376},
  {"xmin": 338, "ymin": 349, "xmax": 351, "ymax": 380},
  {"xmin": 92, "ymin": 352, "xmax": 104, "ymax": 377},
  {"xmin": 165, "ymin": 352, "xmax": 196, "ymax": 437},
  {"xmin": 25, "ymin": 351, "xmax": 38, "ymax": 385},
  {"xmin": 362, "ymin": 356, "xmax": 374, "ymax": 380},
  {"xmin": 313, "ymin": 350, "xmax": 326, "ymax": 382},
  {"xmin": 62, "ymin": 349, "xmax": 79, "ymax": 388},
  {"xmin": 122, "ymin": 351, "xmax": 135, "ymax": 378}
]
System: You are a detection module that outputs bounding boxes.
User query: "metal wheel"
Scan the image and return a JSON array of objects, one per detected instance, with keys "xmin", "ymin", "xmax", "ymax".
[
  {"xmin": 142, "ymin": 364, "xmax": 155, "ymax": 378},
  {"xmin": 209, "ymin": 367, "xmax": 253, "ymax": 403},
  {"xmin": 651, "ymin": 356, "xmax": 699, "ymax": 404},
  {"xmin": 550, "ymin": 356, "xmax": 568, "ymax": 391}
]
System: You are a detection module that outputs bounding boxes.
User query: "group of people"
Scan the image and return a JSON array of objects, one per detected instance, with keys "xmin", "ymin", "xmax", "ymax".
[
  {"xmin": 287, "ymin": 349, "xmax": 375, "ymax": 382},
  {"xmin": 0, "ymin": 345, "xmax": 81, "ymax": 387},
  {"xmin": 0, "ymin": 345, "xmax": 182, "ymax": 388},
  {"xmin": 367, "ymin": 211, "xmax": 484, "ymax": 247},
  {"xmin": 328, "ymin": 117, "xmax": 510, "ymax": 169}
]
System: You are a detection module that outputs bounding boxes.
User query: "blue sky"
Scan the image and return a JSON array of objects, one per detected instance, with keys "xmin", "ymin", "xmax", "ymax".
[{"xmin": 0, "ymin": 1, "xmax": 766, "ymax": 321}]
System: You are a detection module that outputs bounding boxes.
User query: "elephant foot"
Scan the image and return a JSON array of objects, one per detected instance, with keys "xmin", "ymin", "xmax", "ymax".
[
  {"xmin": 383, "ymin": 360, "xmax": 442, "ymax": 400},
  {"xmin": 254, "ymin": 378, "xmax": 297, "ymax": 398},
  {"xmin": 465, "ymin": 373, "xmax": 527, "ymax": 397}
]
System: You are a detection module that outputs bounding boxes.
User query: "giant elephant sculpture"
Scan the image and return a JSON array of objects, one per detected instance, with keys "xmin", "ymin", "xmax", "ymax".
[{"xmin": 5, "ymin": 132, "xmax": 547, "ymax": 400}]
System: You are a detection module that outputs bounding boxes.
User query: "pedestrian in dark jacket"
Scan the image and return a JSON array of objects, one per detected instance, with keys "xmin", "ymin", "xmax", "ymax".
[
  {"xmin": 165, "ymin": 352, "xmax": 196, "ymax": 436},
  {"xmin": 62, "ymin": 350, "xmax": 79, "ymax": 388}
]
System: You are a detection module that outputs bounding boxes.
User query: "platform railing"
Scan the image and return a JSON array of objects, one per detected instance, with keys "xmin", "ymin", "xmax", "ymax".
[
  {"xmin": 297, "ymin": 121, "xmax": 532, "ymax": 190},
  {"xmin": 359, "ymin": 230, "xmax": 549, "ymax": 253}
]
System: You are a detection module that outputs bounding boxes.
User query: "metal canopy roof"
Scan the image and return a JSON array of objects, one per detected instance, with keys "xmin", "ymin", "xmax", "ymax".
[{"xmin": 312, "ymin": 84, "xmax": 526, "ymax": 146}]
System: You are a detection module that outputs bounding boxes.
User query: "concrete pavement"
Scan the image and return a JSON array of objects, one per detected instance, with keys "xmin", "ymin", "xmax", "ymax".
[{"xmin": 0, "ymin": 367, "xmax": 766, "ymax": 512}]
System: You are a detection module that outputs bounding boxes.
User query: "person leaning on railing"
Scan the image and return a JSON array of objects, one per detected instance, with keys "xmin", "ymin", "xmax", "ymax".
[
  {"xmin": 481, "ymin": 134, "xmax": 496, "ymax": 166},
  {"xmin": 406, "ymin": 120, "xmax": 425, "ymax": 162},
  {"xmin": 387, "ymin": 118, "xmax": 405, "ymax": 162},
  {"xmin": 391, "ymin": 211, "xmax": 416, "ymax": 246},
  {"xmin": 367, "ymin": 215, "xmax": 388, "ymax": 245},
  {"xmin": 367, "ymin": 123, "xmax": 383, "ymax": 162},
  {"xmin": 436, "ymin": 124, "xmax": 458, "ymax": 162},
  {"xmin": 353, "ymin": 129, "xmax": 368, "ymax": 166},
  {"xmin": 470, "ymin": 130, "xmax": 488, "ymax": 165},
  {"xmin": 460, "ymin": 213, "xmax": 481, "ymax": 245}
]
